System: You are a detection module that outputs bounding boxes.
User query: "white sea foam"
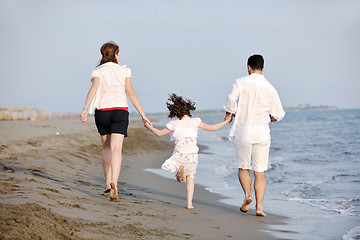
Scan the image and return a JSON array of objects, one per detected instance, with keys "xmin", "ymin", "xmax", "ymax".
[
  {"xmin": 342, "ymin": 226, "xmax": 360, "ymax": 240},
  {"xmin": 286, "ymin": 192, "xmax": 360, "ymax": 217}
]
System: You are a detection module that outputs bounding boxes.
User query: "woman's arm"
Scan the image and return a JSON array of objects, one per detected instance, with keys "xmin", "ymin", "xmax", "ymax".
[
  {"xmin": 125, "ymin": 77, "xmax": 151, "ymax": 125},
  {"xmin": 144, "ymin": 122, "xmax": 171, "ymax": 136},
  {"xmin": 81, "ymin": 77, "xmax": 100, "ymax": 123},
  {"xmin": 199, "ymin": 117, "xmax": 231, "ymax": 131}
]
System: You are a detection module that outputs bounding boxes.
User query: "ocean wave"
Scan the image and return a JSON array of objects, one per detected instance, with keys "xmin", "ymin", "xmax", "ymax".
[
  {"xmin": 267, "ymin": 177, "xmax": 285, "ymax": 184},
  {"xmin": 342, "ymin": 226, "xmax": 360, "ymax": 240},
  {"xmin": 270, "ymin": 146, "xmax": 281, "ymax": 151},
  {"xmin": 268, "ymin": 162, "xmax": 283, "ymax": 171},
  {"xmin": 332, "ymin": 173, "xmax": 359, "ymax": 180},
  {"xmin": 268, "ymin": 156, "xmax": 286, "ymax": 171},
  {"xmin": 213, "ymin": 164, "xmax": 235, "ymax": 177},
  {"xmin": 283, "ymin": 181, "xmax": 323, "ymax": 198},
  {"xmin": 287, "ymin": 197, "xmax": 360, "ymax": 217}
]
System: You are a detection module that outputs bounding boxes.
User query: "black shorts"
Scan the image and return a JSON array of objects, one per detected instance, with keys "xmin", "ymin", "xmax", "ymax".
[{"xmin": 94, "ymin": 109, "xmax": 129, "ymax": 136}]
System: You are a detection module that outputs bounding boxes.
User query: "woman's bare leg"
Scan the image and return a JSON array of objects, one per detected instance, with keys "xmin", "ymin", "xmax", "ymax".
[
  {"xmin": 100, "ymin": 134, "xmax": 111, "ymax": 190},
  {"xmin": 110, "ymin": 133, "xmax": 125, "ymax": 191}
]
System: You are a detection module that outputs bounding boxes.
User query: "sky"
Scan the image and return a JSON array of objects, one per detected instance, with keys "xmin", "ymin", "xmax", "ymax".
[{"xmin": 0, "ymin": 0, "xmax": 359, "ymax": 114}]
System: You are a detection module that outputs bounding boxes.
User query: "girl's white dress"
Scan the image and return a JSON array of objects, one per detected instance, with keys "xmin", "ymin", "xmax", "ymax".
[{"xmin": 161, "ymin": 117, "xmax": 201, "ymax": 179}]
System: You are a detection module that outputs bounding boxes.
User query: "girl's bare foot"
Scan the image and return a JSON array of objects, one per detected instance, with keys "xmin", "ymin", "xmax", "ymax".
[
  {"xmin": 109, "ymin": 182, "xmax": 118, "ymax": 202},
  {"xmin": 240, "ymin": 195, "xmax": 252, "ymax": 213},
  {"xmin": 187, "ymin": 202, "xmax": 194, "ymax": 210},
  {"xmin": 176, "ymin": 165, "xmax": 185, "ymax": 182}
]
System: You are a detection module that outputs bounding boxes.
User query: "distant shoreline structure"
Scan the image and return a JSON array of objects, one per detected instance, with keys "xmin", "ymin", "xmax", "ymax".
[
  {"xmin": 284, "ymin": 104, "xmax": 338, "ymax": 112},
  {"xmin": 0, "ymin": 107, "xmax": 77, "ymax": 121},
  {"xmin": 1, "ymin": 104, "xmax": 339, "ymax": 121}
]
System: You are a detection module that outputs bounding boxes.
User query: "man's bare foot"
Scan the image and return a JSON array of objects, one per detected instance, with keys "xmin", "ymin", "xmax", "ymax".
[
  {"xmin": 176, "ymin": 165, "xmax": 185, "ymax": 182},
  {"xmin": 109, "ymin": 182, "xmax": 118, "ymax": 202},
  {"xmin": 240, "ymin": 196, "xmax": 252, "ymax": 213},
  {"xmin": 186, "ymin": 206, "xmax": 194, "ymax": 210}
]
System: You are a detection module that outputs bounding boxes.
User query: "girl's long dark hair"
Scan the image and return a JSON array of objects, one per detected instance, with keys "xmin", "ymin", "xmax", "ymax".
[
  {"xmin": 166, "ymin": 93, "xmax": 196, "ymax": 119},
  {"xmin": 97, "ymin": 41, "xmax": 119, "ymax": 67}
]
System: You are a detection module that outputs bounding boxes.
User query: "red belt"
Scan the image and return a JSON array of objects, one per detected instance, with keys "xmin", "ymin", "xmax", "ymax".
[{"xmin": 96, "ymin": 107, "xmax": 128, "ymax": 112}]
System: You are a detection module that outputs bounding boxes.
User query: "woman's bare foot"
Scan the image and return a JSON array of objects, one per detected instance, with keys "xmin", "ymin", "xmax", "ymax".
[
  {"xmin": 109, "ymin": 182, "xmax": 118, "ymax": 202},
  {"xmin": 256, "ymin": 211, "xmax": 267, "ymax": 217},
  {"xmin": 176, "ymin": 165, "xmax": 185, "ymax": 182},
  {"xmin": 255, "ymin": 204, "xmax": 266, "ymax": 217},
  {"xmin": 240, "ymin": 195, "xmax": 252, "ymax": 213},
  {"xmin": 104, "ymin": 188, "xmax": 111, "ymax": 193}
]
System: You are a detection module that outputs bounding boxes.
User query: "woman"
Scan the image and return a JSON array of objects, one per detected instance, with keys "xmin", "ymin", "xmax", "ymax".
[{"xmin": 81, "ymin": 41, "xmax": 151, "ymax": 201}]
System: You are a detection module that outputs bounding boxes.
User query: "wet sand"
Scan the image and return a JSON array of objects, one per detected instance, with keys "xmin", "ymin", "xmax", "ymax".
[{"xmin": 0, "ymin": 118, "xmax": 284, "ymax": 239}]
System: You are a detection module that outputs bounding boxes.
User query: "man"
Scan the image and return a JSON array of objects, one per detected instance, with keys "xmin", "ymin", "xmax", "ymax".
[{"xmin": 224, "ymin": 54, "xmax": 285, "ymax": 217}]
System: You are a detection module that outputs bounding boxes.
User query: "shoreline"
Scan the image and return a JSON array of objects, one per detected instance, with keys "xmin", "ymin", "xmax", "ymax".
[{"xmin": 0, "ymin": 119, "xmax": 285, "ymax": 239}]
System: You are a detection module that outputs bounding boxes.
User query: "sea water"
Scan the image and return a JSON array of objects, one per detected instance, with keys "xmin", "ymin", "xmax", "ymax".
[{"xmin": 145, "ymin": 109, "xmax": 360, "ymax": 240}]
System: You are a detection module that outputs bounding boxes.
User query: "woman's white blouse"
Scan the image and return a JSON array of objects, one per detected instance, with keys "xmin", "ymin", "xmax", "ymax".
[{"xmin": 88, "ymin": 62, "xmax": 131, "ymax": 114}]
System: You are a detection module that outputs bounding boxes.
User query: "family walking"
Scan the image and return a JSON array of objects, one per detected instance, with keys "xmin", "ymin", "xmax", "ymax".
[{"xmin": 81, "ymin": 41, "xmax": 285, "ymax": 216}]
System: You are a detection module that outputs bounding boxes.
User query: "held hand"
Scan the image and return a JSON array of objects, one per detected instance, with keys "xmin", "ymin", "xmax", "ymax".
[
  {"xmin": 80, "ymin": 109, "xmax": 88, "ymax": 123},
  {"xmin": 269, "ymin": 115, "xmax": 277, "ymax": 122},
  {"xmin": 225, "ymin": 112, "xmax": 234, "ymax": 123},
  {"xmin": 224, "ymin": 115, "xmax": 232, "ymax": 123},
  {"xmin": 144, "ymin": 121, "xmax": 151, "ymax": 129},
  {"xmin": 142, "ymin": 116, "xmax": 152, "ymax": 126}
]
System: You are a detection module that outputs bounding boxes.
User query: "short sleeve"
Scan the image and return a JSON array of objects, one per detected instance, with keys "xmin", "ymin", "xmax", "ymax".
[
  {"xmin": 166, "ymin": 120, "xmax": 175, "ymax": 131},
  {"xmin": 193, "ymin": 117, "xmax": 201, "ymax": 127},
  {"xmin": 91, "ymin": 69, "xmax": 100, "ymax": 80},
  {"xmin": 125, "ymin": 68, "xmax": 132, "ymax": 78}
]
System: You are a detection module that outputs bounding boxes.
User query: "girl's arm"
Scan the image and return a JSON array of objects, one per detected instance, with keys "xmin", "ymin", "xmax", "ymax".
[
  {"xmin": 199, "ymin": 117, "xmax": 231, "ymax": 131},
  {"xmin": 81, "ymin": 77, "xmax": 100, "ymax": 123},
  {"xmin": 144, "ymin": 122, "xmax": 171, "ymax": 136},
  {"xmin": 125, "ymin": 77, "xmax": 151, "ymax": 125}
]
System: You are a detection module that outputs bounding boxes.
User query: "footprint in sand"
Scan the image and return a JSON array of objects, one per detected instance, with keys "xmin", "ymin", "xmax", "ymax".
[{"xmin": 39, "ymin": 187, "xmax": 60, "ymax": 194}]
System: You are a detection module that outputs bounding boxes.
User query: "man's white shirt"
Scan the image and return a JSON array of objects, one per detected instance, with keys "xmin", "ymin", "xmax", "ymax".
[{"xmin": 224, "ymin": 73, "xmax": 285, "ymax": 143}]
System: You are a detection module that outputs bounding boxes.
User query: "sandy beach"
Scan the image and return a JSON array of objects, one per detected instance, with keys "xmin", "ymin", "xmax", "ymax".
[{"xmin": 0, "ymin": 118, "xmax": 285, "ymax": 240}]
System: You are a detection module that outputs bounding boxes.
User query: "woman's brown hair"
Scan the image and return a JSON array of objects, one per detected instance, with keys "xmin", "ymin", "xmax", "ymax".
[
  {"xmin": 166, "ymin": 93, "xmax": 196, "ymax": 119},
  {"xmin": 97, "ymin": 41, "xmax": 119, "ymax": 67}
]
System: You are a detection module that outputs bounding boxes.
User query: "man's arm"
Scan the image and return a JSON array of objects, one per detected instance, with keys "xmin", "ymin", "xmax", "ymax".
[
  {"xmin": 269, "ymin": 89, "xmax": 285, "ymax": 122},
  {"xmin": 224, "ymin": 81, "xmax": 241, "ymax": 114}
]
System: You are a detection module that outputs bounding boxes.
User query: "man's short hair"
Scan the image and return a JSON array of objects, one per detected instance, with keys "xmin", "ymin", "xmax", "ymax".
[{"xmin": 247, "ymin": 54, "xmax": 264, "ymax": 70}]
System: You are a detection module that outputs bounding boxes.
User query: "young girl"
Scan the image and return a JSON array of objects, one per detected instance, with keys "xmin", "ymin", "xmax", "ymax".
[
  {"xmin": 144, "ymin": 93, "xmax": 231, "ymax": 209},
  {"xmin": 81, "ymin": 41, "xmax": 151, "ymax": 202}
]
